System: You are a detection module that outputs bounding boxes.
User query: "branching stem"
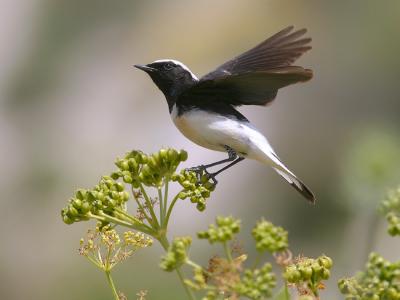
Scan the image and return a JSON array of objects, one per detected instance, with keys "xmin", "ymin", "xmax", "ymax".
[{"xmin": 105, "ymin": 271, "xmax": 120, "ymax": 300}]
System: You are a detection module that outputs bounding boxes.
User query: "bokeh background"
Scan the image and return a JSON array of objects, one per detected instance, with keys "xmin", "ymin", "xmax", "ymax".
[{"xmin": 1, "ymin": 1, "xmax": 400, "ymax": 299}]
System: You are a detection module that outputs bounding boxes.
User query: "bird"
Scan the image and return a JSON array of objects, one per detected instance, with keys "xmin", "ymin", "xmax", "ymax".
[{"xmin": 134, "ymin": 25, "xmax": 315, "ymax": 203}]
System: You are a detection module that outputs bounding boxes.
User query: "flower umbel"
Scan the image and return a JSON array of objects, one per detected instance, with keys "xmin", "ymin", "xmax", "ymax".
[
  {"xmin": 380, "ymin": 186, "xmax": 400, "ymax": 236},
  {"xmin": 338, "ymin": 252, "xmax": 400, "ymax": 299},
  {"xmin": 61, "ymin": 176, "xmax": 129, "ymax": 225},
  {"xmin": 172, "ymin": 169, "xmax": 215, "ymax": 211},
  {"xmin": 252, "ymin": 219, "xmax": 288, "ymax": 253},
  {"xmin": 160, "ymin": 236, "xmax": 192, "ymax": 271},
  {"xmin": 197, "ymin": 216, "xmax": 241, "ymax": 244},
  {"xmin": 79, "ymin": 225, "xmax": 153, "ymax": 271},
  {"xmin": 284, "ymin": 255, "xmax": 333, "ymax": 297},
  {"xmin": 234, "ymin": 263, "xmax": 276, "ymax": 299}
]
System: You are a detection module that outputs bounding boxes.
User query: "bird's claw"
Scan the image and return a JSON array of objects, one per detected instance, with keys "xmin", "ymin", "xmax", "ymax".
[{"xmin": 185, "ymin": 165, "xmax": 218, "ymax": 186}]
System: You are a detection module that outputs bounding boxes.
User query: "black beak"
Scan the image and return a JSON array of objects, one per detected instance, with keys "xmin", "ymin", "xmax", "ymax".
[{"xmin": 134, "ymin": 64, "xmax": 156, "ymax": 72}]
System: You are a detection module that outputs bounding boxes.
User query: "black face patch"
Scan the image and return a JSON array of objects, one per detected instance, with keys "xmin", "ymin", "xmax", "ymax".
[{"xmin": 145, "ymin": 61, "xmax": 198, "ymax": 109}]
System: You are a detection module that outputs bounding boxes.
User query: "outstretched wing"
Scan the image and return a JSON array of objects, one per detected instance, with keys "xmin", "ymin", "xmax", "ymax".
[{"xmin": 179, "ymin": 26, "xmax": 312, "ymax": 106}]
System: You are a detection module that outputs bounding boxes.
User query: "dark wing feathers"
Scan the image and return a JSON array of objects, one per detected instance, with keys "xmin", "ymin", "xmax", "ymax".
[
  {"xmin": 181, "ymin": 67, "xmax": 312, "ymax": 106},
  {"xmin": 179, "ymin": 26, "xmax": 312, "ymax": 107},
  {"xmin": 200, "ymin": 26, "xmax": 312, "ymax": 80}
]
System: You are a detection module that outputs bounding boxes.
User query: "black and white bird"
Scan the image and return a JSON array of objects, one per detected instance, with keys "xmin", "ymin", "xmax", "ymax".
[{"xmin": 135, "ymin": 26, "xmax": 315, "ymax": 203}]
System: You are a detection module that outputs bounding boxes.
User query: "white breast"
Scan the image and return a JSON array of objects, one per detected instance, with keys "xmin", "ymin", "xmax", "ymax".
[{"xmin": 171, "ymin": 105, "xmax": 277, "ymax": 163}]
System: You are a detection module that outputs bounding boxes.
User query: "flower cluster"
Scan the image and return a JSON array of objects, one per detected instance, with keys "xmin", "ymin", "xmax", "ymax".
[
  {"xmin": 284, "ymin": 255, "xmax": 333, "ymax": 296},
  {"xmin": 197, "ymin": 216, "xmax": 241, "ymax": 243},
  {"xmin": 380, "ymin": 186, "xmax": 400, "ymax": 236},
  {"xmin": 234, "ymin": 263, "xmax": 276, "ymax": 299},
  {"xmin": 124, "ymin": 231, "xmax": 153, "ymax": 249},
  {"xmin": 160, "ymin": 236, "xmax": 192, "ymax": 271},
  {"xmin": 79, "ymin": 225, "xmax": 153, "ymax": 270},
  {"xmin": 338, "ymin": 252, "xmax": 400, "ymax": 299},
  {"xmin": 252, "ymin": 220, "xmax": 288, "ymax": 253},
  {"xmin": 172, "ymin": 170, "xmax": 215, "ymax": 211},
  {"xmin": 113, "ymin": 149, "xmax": 188, "ymax": 188},
  {"xmin": 184, "ymin": 266, "xmax": 207, "ymax": 291},
  {"xmin": 61, "ymin": 176, "xmax": 129, "ymax": 225}
]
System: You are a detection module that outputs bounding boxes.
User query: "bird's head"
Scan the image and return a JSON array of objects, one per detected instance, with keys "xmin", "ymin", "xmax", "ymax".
[{"xmin": 135, "ymin": 59, "xmax": 198, "ymax": 107}]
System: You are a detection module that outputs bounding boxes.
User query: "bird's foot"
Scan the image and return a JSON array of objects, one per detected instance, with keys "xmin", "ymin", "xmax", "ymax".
[{"xmin": 185, "ymin": 165, "xmax": 218, "ymax": 186}]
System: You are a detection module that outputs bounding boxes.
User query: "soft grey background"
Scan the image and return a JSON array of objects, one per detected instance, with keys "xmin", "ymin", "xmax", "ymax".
[{"xmin": 1, "ymin": 1, "xmax": 400, "ymax": 299}]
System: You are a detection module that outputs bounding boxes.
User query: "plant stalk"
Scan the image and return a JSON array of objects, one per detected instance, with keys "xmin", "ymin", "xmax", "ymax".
[{"xmin": 105, "ymin": 271, "xmax": 120, "ymax": 300}]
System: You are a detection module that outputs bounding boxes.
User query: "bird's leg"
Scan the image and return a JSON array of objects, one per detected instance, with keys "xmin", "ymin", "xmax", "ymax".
[
  {"xmin": 186, "ymin": 146, "xmax": 239, "ymax": 184},
  {"xmin": 207, "ymin": 157, "xmax": 244, "ymax": 179},
  {"xmin": 193, "ymin": 157, "xmax": 245, "ymax": 186},
  {"xmin": 187, "ymin": 146, "xmax": 236, "ymax": 173}
]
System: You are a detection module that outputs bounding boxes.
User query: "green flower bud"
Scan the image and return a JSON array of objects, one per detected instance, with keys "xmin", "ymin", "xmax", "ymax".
[
  {"xmin": 318, "ymin": 255, "xmax": 333, "ymax": 269},
  {"xmin": 299, "ymin": 266, "xmax": 313, "ymax": 280},
  {"xmin": 159, "ymin": 148, "xmax": 168, "ymax": 160},
  {"xmin": 97, "ymin": 192, "xmax": 105, "ymax": 201},
  {"xmin": 128, "ymin": 158, "xmax": 138, "ymax": 172},
  {"xmin": 178, "ymin": 150, "xmax": 188, "ymax": 161},
  {"xmin": 321, "ymin": 268, "xmax": 330, "ymax": 280},
  {"xmin": 123, "ymin": 175, "xmax": 133, "ymax": 183},
  {"xmin": 110, "ymin": 172, "xmax": 121, "ymax": 180},
  {"xmin": 116, "ymin": 182, "xmax": 124, "ymax": 192},
  {"xmin": 141, "ymin": 164, "xmax": 152, "ymax": 177},
  {"xmin": 75, "ymin": 189, "xmax": 87, "ymax": 200},
  {"xmin": 81, "ymin": 202, "xmax": 90, "ymax": 214},
  {"xmin": 139, "ymin": 153, "xmax": 148, "ymax": 164},
  {"xmin": 182, "ymin": 180, "xmax": 191, "ymax": 188},
  {"xmin": 196, "ymin": 202, "xmax": 206, "ymax": 212},
  {"xmin": 69, "ymin": 205, "xmax": 79, "ymax": 217},
  {"xmin": 62, "ymin": 214, "xmax": 74, "ymax": 224},
  {"xmin": 167, "ymin": 148, "xmax": 178, "ymax": 162},
  {"xmin": 152, "ymin": 152, "xmax": 161, "ymax": 165},
  {"xmin": 178, "ymin": 192, "xmax": 187, "ymax": 199},
  {"xmin": 72, "ymin": 198, "xmax": 82, "ymax": 209},
  {"xmin": 284, "ymin": 267, "xmax": 301, "ymax": 283},
  {"xmin": 148, "ymin": 156, "xmax": 158, "ymax": 169},
  {"xmin": 120, "ymin": 160, "xmax": 129, "ymax": 171}
]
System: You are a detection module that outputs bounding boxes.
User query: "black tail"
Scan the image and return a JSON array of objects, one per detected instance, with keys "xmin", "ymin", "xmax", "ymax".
[{"xmin": 273, "ymin": 167, "xmax": 316, "ymax": 204}]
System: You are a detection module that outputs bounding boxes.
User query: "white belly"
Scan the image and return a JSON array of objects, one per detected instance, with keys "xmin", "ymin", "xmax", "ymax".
[{"xmin": 171, "ymin": 105, "xmax": 276, "ymax": 162}]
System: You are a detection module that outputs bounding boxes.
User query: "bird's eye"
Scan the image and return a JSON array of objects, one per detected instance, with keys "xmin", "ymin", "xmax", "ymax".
[{"xmin": 164, "ymin": 63, "xmax": 174, "ymax": 70}]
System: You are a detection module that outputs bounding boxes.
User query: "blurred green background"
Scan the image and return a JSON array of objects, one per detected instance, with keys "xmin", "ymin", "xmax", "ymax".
[{"xmin": 1, "ymin": 0, "xmax": 400, "ymax": 299}]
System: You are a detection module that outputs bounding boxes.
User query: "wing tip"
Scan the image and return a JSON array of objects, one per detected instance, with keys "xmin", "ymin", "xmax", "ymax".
[{"xmin": 303, "ymin": 68, "xmax": 313, "ymax": 80}]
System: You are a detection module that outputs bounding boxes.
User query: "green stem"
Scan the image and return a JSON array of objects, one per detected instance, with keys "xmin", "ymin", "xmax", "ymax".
[
  {"xmin": 186, "ymin": 260, "xmax": 212, "ymax": 277},
  {"xmin": 139, "ymin": 184, "xmax": 160, "ymax": 229},
  {"xmin": 164, "ymin": 192, "xmax": 181, "ymax": 228},
  {"xmin": 114, "ymin": 208, "xmax": 154, "ymax": 233},
  {"xmin": 158, "ymin": 187, "xmax": 164, "ymax": 225},
  {"xmin": 158, "ymin": 235, "xmax": 197, "ymax": 300},
  {"xmin": 86, "ymin": 255, "xmax": 103, "ymax": 269},
  {"xmin": 105, "ymin": 271, "xmax": 120, "ymax": 300},
  {"xmin": 223, "ymin": 242, "xmax": 233, "ymax": 262},
  {"xmin": 284, "ymin": 283, "xmax": 290, "ymax": 299},
  {"xmin": 163, "ymin": 179, "xmax": 169, "ymax": 225},
  {"xmin": 90, "ymin": 212, "xmax": 154, "ymax": 236},
  {"xmin": 114, "ymin": 207, "xmax": 141, "ymax": 224}
]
